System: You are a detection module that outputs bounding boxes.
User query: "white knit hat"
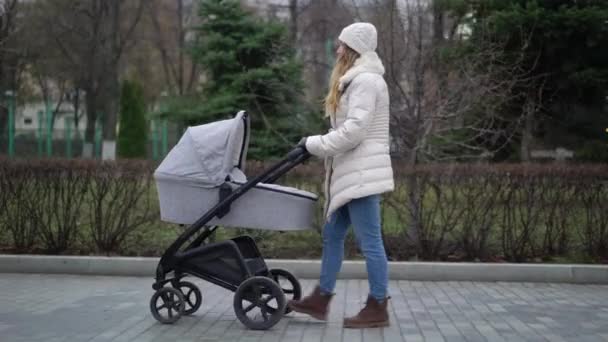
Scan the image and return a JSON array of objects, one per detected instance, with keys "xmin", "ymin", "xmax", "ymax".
[{"xmin": 338, "ymin": 22, "xmax": 378, "ymax": 55}]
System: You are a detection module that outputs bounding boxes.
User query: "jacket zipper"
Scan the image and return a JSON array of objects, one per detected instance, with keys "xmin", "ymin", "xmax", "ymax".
[
  {"xmin": 324, "ymin": 114, "xmax": 337, "ymax": 218},
  {"xmin": 325, "ymin": 158, "xmax": 333, "ymax": 218}
]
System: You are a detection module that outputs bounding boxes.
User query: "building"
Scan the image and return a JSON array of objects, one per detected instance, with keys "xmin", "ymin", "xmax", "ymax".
[{"xmin": 15, "ymin": 102, "xmax": 88, "ymax": 139}]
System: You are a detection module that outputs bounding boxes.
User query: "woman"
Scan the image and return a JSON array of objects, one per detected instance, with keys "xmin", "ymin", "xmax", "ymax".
[{"xmin": 289, "ymin": 22, "xmax": 394, "ymax": 328}]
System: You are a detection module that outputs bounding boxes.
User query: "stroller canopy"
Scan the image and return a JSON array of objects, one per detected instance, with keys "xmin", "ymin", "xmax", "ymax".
[{"xmin": 155, "ymin": 111, "xmax": 250, "ymax": 187}]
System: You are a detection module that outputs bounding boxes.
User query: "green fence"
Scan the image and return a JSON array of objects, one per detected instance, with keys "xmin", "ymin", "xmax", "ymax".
[{"xmin": 0, "ymin": 119, "xmax": 181, "ymax": 160}]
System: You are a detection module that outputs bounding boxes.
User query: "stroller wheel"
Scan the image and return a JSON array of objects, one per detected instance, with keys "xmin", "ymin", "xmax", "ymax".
[
  {"xmin": 233, "ymin": 276, "xmax": 286, "ymax": 330},
  {"xmin": 150, "ymin": 287, "xmax": 185, "ymax": 324},
  {"xmin": 174, "ymin": 281, "xmax": 202, "ymax": 315},
  {"xmin": 268, "ymin": 269, "xmax": 301, "ymax": 314}
]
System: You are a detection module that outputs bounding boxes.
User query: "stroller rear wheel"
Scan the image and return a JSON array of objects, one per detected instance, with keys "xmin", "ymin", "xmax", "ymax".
[
  {"xmin": 233, "ymin": 276, "xmax": 286, "ymax": 330},
  {"xmin": 150, "ymin": 287, "xmax": 186, "ymax": 324},
  {"xmin": 268, "ymin": 269, "xmax": 301, "ymax": 314},
  {"xmin": 174, "ymin": 281, "xmax": 202, "ymax": 315}
]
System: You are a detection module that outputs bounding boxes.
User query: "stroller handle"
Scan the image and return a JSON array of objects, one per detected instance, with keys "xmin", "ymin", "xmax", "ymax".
[
  {"xmin": 259, "ymin": 146, "xmax": 310, "ymax": 184},
  {"xmin": 286, "ymin": 146, "xmax": 310, "ymax": 161}
]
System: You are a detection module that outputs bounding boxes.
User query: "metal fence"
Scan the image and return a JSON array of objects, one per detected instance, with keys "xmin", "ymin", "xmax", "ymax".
[{"xmin": 0, "ymin": 121, "xmax": 182, "ymax": 160}]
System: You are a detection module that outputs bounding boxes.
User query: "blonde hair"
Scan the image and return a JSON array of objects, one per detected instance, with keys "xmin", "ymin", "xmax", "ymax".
[{"xmin": 324, "ymin": 44, "xmax": 359, "ymax": 116}]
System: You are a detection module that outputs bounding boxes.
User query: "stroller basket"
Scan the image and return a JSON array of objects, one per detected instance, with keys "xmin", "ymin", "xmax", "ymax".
[{"xmin": 180, "ymin": 236, "xmax": 267, "ymax": 286}]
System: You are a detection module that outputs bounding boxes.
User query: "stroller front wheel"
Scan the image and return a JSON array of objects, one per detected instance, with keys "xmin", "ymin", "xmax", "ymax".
[
  {"xmin": 233, "ymin": 276, "xmax": 286, "ymax": 330},
  {"xmin": 150, "ymin": 287, "xmax": 186, "ymax": 324},
  {"xmin": 174, "ymin": 281, "xmax": 202, "ymax": 315}
]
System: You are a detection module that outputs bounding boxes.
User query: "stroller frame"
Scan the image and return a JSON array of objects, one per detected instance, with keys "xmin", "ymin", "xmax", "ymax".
[{"xmin": 150, "ymin": 114, "xmax": 311, "ymax": 329}]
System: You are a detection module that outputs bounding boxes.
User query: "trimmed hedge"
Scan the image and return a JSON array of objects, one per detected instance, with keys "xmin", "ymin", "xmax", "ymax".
[
  {"xmin": 1, "ymin": 158, "xmax": 607, "ymax": 262},
  {"xmin": 0, "ymin": 158, "xmax": 156, "ymax": 254}
]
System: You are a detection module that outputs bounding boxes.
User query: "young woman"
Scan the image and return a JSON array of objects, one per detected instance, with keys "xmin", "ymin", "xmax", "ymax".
[{"xmin": 289, "ymin": 22, "xmax": 394, "ymax": 328}]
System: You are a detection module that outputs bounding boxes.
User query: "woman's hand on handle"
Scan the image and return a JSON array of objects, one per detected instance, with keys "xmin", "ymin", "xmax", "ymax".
[
  {"xmin": 298, "ymin": 137, "xmax": 308, "ymax": 151},
  {"xmin": 287, "ymin": 138, "xmax": 310, "ymax": 161}
]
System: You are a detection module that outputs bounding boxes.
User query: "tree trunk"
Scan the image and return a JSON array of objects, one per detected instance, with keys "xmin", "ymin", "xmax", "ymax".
[
  {"xmin": 101, "ymin": 68, "xmax": 119, "ymax": 160},
  {"xmin": 521, "ymin": 97, "xmax": 534, "ymax": 161},
  {"xmin": 100, "ymin": 73, "xmax": 119, "ymax": 141},
  {"xmin": 289, "ymin": 0, "xmax": 298, "ymax": 46},
  {"xmin": 407, "ymin": 172, "xmax": 422, "ymax": 259},
  {"xmin": 0, "ymin": 107, "xmax": 7, "ymax": 141},
  {"xmin": 432, "ymin": 1, "xmax": 444, "ymax": 44},
  {"xmin": 73, "ymin": 88, "xmax": 81, "ymax": 140},
  {"xmin": 83, "ymin": 88, "xmax": 98, "ymax": 158},
  {"xmin": 178, "ymin": 0, "xmax": 185, "ymax": 95}
]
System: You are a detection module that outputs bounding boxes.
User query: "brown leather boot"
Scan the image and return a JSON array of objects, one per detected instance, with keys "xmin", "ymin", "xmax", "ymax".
[
  {"xmin": 287, "ymin": 286, "xmax": 333, "ymax": 320},
  {"xmin": 343, "ymin": 296, "xmax": 390, "ymax": 328}
]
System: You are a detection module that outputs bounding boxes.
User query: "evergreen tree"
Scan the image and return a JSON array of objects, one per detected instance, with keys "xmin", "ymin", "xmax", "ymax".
[
  {"xmin": 179, "ymin": 0, "xmax": 308, "ymax": 159},
  {"xmin": 117, "ymin": 80, "xmax": 148, "ymax": 158}
]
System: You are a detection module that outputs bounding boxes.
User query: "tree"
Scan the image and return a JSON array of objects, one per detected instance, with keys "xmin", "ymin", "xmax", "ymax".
[
  {"xmin": 290, "ymin": 0, "xmax": 353, "ymax": 103},
  {"xmin": 117, "ymin": 80, "xmax": 147, "ymax": 158},
  {"xmin": 469, "ymin": 0, "xmax": 608, "ymax": 161},
  {"xmin": 0, "ymin": 0, "xmax": 25, "ymax": 138},
  {"xmin": 145, "ymin": 0, "xmax": 199, "ymax": 97},
  {"xmin": 349, "ymin": 0, "xmax": 534, "ymax": 165},
  {"xmin": 15, "ymin": 1, "xmax": 85, "ymax": 138},
  {"xmin": 178, "ymin": 0, "xmax": 307, "ymax": 159},
  {"xmin": 33, "ymin": 0, "xmax": 146, "ymax": 159},
  {"xmin": 348, "ymin": 0, "xmax": 535, "ymax": 257}
]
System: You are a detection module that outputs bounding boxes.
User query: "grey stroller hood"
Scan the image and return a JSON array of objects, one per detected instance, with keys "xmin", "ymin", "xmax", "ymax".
[
  {"xmin": 154, "ymin": 111, "xmax": 317, "ymax": 231},
  {"xmin": 155, "ymin": 111, "xmax": 250, "ymax": 186}
]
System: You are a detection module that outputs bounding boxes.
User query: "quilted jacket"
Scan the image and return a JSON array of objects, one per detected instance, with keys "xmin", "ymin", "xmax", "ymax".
[{"xmin": 305, "ymin": 51, "xmax": 394, "ymax": 218}]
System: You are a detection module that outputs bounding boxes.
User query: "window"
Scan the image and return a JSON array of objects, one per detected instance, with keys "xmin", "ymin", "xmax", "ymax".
[{"xmin": 24, "ymin": 117, "xmax": 33, "ymax": 125}]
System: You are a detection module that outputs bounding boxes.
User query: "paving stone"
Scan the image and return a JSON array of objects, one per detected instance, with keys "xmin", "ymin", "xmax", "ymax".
[{"xmin": 0, "ymin": 274, "xmax": 607, "ymax": 342}]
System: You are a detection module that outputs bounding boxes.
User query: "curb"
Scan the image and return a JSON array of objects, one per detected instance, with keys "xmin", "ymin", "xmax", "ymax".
[{"xmin": 1, "ymin": 255, "xmax": 607, "ymax": 284}]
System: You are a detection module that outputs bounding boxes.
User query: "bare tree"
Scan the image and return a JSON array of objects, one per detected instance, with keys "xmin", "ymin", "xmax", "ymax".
[
  {"xmin": 295, "ymin": 0, "xmax": 354, "ymax": 103},
  {"xmin": 145, "ymin": 0, "xmax": 199, "ymax": 97},
  {"xmin": 31, "ymin": 67, "xmax": 68, "ymax": 131},
  {"xmin": 380, "ymin": 0, "xmax": 534, "ymax": 162},
  {"xmin": 349, "ymin": 0, "xmax": 538, "ymax": 253},
  {"xmin": 0, "ymin": 0, "xmax": 25, "ymax": 137},
  {"xmin": 33, "ymin": 0, "xmax": 145, "ymax": 159},
  {"xmin": 288, "ymin": 0, "xmax": 298, "ymax": 45}
]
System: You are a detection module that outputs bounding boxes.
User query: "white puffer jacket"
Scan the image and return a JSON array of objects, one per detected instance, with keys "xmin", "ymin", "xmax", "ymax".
[{"xmin": 305, "ymin": 52, "xmax": 394, "ymax": 218}]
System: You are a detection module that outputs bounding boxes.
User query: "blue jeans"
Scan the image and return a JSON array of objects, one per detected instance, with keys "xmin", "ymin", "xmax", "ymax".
[{"xmin": 319, "ymin": 194, "xmax": 388, "ymax": 302}]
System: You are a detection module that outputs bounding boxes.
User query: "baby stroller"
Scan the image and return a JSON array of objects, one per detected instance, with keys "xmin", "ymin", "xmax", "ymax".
[{"xmin": 150, "ymin": 111, "xmax": 317, "ymax": 330}]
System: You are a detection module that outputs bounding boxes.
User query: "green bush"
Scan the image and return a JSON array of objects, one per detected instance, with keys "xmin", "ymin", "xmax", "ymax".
[
  {"xmin": 576, "ymin": 140, "xmax": 608, "ymax": 162},
  {"xmin": 117, "ymin": 80, "xmax": 148, "ymax": 159}
]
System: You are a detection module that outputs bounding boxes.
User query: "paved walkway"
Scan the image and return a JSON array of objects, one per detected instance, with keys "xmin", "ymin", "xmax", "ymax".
[{"xmin": 0, "ymin": 273, "xmax": 607, "ymax": 342}]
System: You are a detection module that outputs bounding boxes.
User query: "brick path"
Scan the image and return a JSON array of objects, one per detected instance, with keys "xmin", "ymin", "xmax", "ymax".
[{"xmin": 1, "ymin": 273, "xmax": 607, "ymax": 341}]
